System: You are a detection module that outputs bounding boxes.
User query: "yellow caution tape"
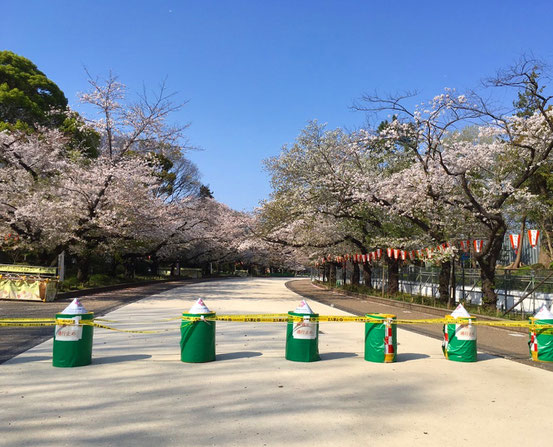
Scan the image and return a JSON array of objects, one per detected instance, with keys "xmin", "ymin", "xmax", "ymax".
[
  {"xmin": 0, "ymin": 318, "xmax": 165, "ymax": 334},
  {"xmin": 181, "ymin": 314, "xmax": 553, "ymax": 329},
  {"xmin": 2, "ymin": 315, "xmax": 553, "ymax": 331},
  {"xmin": 215, "ymin": 315, "xmax": 290, "ymax": 323},
  {"xmin": 90, "ymin": 322, "xmax": 164, "ymax": 334},
  {"xmin": 56, "ymin": 318, "xmax": 165, "ymax": 334},
  {"xmin": 0, "ymin": 322, "xmax": 58, "ymax": 328},
  {"xmin": 0, "ymin": 318, "xmax": 57, "ymax": 322}
]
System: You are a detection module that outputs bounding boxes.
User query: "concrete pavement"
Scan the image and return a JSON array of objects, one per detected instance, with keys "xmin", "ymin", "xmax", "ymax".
[
  {"xmin": 0, "ymin": 279, "xmax": 206, "ymax": 364},
  {"xmin": 287, "ymin": 279, "xmax": 553, "ymax": 371},
  {"xmin": 1, "ymin": 278, "xmax": 552, "ymax": 446}
]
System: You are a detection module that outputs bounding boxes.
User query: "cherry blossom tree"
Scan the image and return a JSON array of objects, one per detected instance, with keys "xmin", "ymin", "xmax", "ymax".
[
  {"xmin": 259, "ymin": 121, "xmax": 428, "ymax": 292},
  {"xmin": 0, "ymin": 72, "xmax": 199, "ymax": 278},
  {"xmin": 355, "ymin": 58, "xmax": 553, "ymax": 307}
]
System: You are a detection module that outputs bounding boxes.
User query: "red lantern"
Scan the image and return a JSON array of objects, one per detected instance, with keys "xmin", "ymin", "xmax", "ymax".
[
  {"xmin": 528, "ymin": 230, "xmax": 540, "ymax": 248},
  {"xmin": 509, "ymin": 234, "xmax": 521, "ymax": 253}
]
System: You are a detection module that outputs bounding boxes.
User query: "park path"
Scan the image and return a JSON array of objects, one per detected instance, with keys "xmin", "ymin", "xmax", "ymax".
[
  {"xmin": 1, "ymin": 277, "xmax": 552, "ymax": 447},
  {"xmin": 287, "ymin": 279, "xmax": 553, "ymax": 372},
  {"xmin": 0, "ymin": 279, "xmax": 207, "ymax": 364}
]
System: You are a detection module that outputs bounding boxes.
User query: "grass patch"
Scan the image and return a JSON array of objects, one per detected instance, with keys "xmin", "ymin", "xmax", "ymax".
[{"xmin": 58, "ymin": 274, "xmax": 166, "ymax": 292}]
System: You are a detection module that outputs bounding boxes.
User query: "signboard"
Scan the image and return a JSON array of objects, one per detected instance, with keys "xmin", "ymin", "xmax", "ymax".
[
  {"xmin": 292, "ymin": 319, "xmax": 317, "ymax": 339},
  {"xmin": 0, "ymin": 279, "xmax": 58, "ymax": 301},
  {"xmin": 0, "ymin": 279, "xmax": 42, "ymax": 300},
  {"xmin": 55, "ymin": 317, "xmax": 83, "ymax": 341},
  {"xmin": 0, "ymin": 264, "xmax": 57, "ymax": 275},
  {"xmin": 455, "ymin": 323, "xmax": 476, "ymax": 341}
]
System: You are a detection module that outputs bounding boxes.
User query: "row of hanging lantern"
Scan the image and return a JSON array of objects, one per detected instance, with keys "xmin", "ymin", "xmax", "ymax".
[
  {"xmin": 315, "ymin": 230, "xmax": 540, "ymax": 267},
  {"xmin": 2, "ymin": 233, "xmax": 20, "ymax": 242},
  {"xmin": 509, "ymin": 230, "xmax": 540, "ymax": 254}
]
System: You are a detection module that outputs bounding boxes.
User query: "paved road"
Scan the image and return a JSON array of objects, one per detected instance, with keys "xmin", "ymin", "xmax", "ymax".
[
  {"xmin": 0, "ymin": 279, "xmax": 209, "ymax": 364},
  {"xmin": 286, "ymin": 279, "xmax": 553, "ymax": 372},
  {"xmin": 3, "ymin": 278, "xmax": 552, "ymax": 447}
]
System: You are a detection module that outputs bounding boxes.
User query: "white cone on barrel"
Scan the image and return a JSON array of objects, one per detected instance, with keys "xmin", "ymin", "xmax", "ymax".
[
  {"xmin": 450, "ymin": 303, "xmax": 471, "ymax": 318},
  {"xmin": 61, "ymin": 298, "xmax": 87, "ymax": 314},
  {"xmin": 534, "ymin": 304, "xmax": 553, "ymax": 319},
  {"xmin": 295, "ymin": 300, "xmax": 314, "ymax": 314},
  {"xmin": 188, "ymin": 298, "xmax": 211, "ymax": 314}
]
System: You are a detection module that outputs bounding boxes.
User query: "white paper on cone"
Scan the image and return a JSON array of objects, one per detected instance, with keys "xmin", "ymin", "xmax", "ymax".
[
  {"xmin": 295, "ymin": 300, "xmax": 314, "ymax": 314},
  {"xmin": 188, "ymin": 298, "xmax": 211, "ymax": 314},
  {"xmin": 293, "ymin": 320, "xmax": 317, "ymax": 339},
  {"xmin": 455, "ymin": 324, "xmax": 476, "ymax": 340},
  {"xmin": 451, "ymin": 304, "xmax": 475, "ymax": 340},
  {"xmin": 533, "ymin": 304, "xmax": 553, "ymax": 320},
  {"xmin": 450, "ymin": 303, "xmax": 471, "ymax": 318},
  {"xmin": 55, "ymin": 318, "xmax": 83, "ymax": 341},
  {"xmin": 61, "ymin": 298, "xmax": 87, "ymax": 315}
]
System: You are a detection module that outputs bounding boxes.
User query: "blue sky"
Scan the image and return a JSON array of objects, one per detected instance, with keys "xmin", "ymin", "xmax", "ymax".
[{"xmin": 4, "ymin": 1, "xmax": 553, "ymax": 211}]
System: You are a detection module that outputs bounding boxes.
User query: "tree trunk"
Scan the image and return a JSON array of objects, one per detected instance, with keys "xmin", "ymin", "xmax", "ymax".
[
  {"xmin": 324, "ymin": 263, "xmax": 330, "ymax": 282},
  {"xmin": 438, "ymin": 261, "xmax": 451, "ymax": 303},
  {"xmin": 342, "ymin": 263, "xmax": 347, "ymax": 284},
  {"xmin": 76, "ymin": 255, "xmax": 90, "ymax": 283},
  {"xmin": 476, "ymin": 224, "xmax": 506, "ymax": 308},
  {"xmin": 151, "ymin": 255, "xmax": 159, "ymax": 276},
  {"xmin": 362, "ymin": 262, "xmax": 372, "ymax": 287},
  {"xmin": 36, "ymin": 250, "xmax": 52, "ymax": 267},
  {"xmin": 448, "ymin": 259, "xmax": 456, "ymax": 308},
  {"xmin": 479, "ymin": 261, "xmax": 497, "ymax": 308},
  {"xmin": 509, "ymin": 215, "xmax": 526, "ymax": 269},
  {"xmin": 329, "ymin": 263, "xmax": 337, "ymax": 286},
  {"xmin": 352, "ymin": 263, "xmax": 360, "ymax": 286},
  {"xmin": 124, "ymin": 258, "xmax": 135, "ymax": 279},
  {"xmin": 540, "ymin": 224, "xmax": 553, "ymax": 268},
  {"xmin": 387, "ymin": 258, "xmax": 399, "ymax": 294},
  {"xmin": 110, "ymin": 257, "xmax": 118, "ymax": 277}
]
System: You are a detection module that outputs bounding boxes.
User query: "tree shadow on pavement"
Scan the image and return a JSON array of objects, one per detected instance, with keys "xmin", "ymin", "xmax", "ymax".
[
  {"xmin": 216, "ymin": 351, "xmax": 263, "ymax": 361},
  {"xmin": 395, "ymin": 353, "xmax": 430, "ymax": 362},
  {"xmin": 93, "ymin": 354, "xmax": 152, "ymax": 364},
  {"xmin": 475, "ymin": 353, "xmax": 501, "ymax": 362},
  {"xmin": 5, "ymin": 355, "xmax": 51, "ymax": 365},
  {"xmin": 320, "ymin": 352, "xmax": 358, "ymax": 360}
]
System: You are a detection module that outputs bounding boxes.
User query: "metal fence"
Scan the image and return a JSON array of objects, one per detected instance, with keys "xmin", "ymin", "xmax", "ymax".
[{"xmin": 311, "ymin": 264, "xmax": 553, "ymax": 315}]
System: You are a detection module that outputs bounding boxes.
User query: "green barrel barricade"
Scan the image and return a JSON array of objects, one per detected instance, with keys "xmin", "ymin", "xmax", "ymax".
[
  {"xmin": 442, "ymin": 304, "xmax": 477, "ymax": 363},
  {"xmin": 364, "ymin": 313, "xmax": 396, "ymax": 363},
  {"xmin": 180, "ymin": 299, "xmax": 216, "ymax": 363},
  {"xmin": 529, "ymin": 305, "xmax": 553, "ymax": 363},
  {"xmin": 285, "ymin": 300, "xmax": 320, "ymax": 362},
  {"xmin": 53, "ymin": 299, "xmax": 94, "ymax": 368}
]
